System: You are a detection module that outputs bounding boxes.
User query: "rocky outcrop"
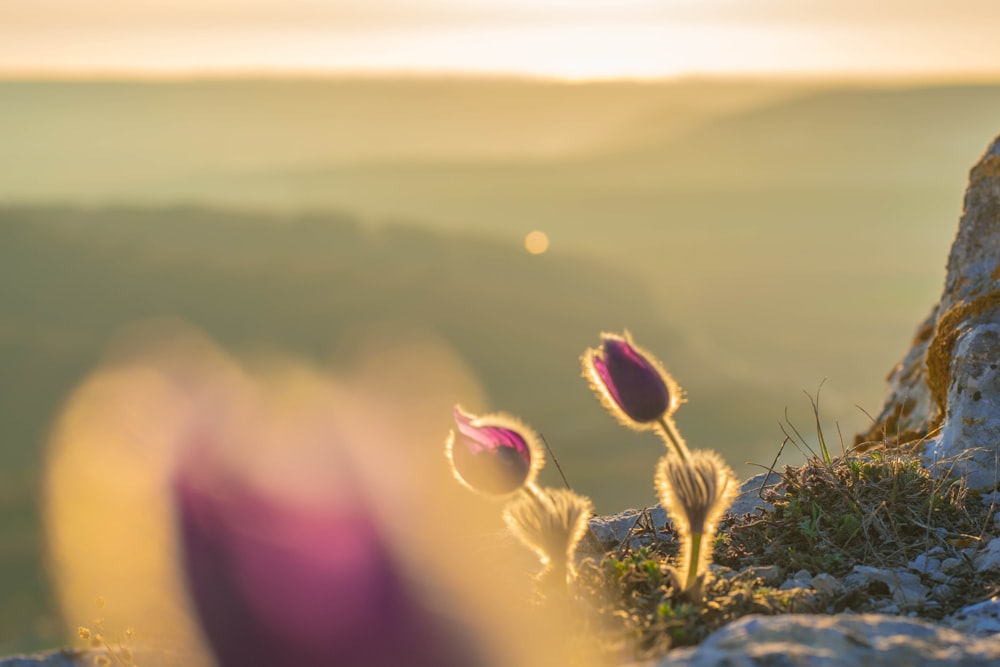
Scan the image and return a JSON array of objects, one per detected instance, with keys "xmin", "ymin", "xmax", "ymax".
[{"xmin": 861, "ymin": 134, "xmax": 1000, "ymax": 489}]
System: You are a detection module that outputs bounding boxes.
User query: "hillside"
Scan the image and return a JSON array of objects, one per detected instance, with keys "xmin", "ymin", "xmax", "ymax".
[
  {"xmin": 182, "ymin": 83, "xmax": 997, "ymax": 414},
  {"xmin": 0, "ymin": 76, "xmax": 989, "ymax": 473},
  {"xmin": 0, "ymin": 77, "xmax": 803, "ymax": 200},
  {"xmin": 1, "ymin": 77, "xmax": 989, "ymax": 442}
]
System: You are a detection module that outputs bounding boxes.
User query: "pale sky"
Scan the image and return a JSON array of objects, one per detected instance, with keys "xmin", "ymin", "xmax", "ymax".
[{"xmin": 3, "ymin": 0, "xmax": 1000, "ymax": 79}]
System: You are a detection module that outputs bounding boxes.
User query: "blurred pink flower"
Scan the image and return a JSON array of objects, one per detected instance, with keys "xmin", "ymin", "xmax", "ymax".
[{"xmin": 175, "ymin": 465, "xmax": 487, "ymax": 667}]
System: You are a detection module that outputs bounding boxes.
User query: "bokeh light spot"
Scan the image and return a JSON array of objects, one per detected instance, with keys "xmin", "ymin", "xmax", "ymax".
[{"xmin": 524, "ymin": 230, "xmax": 549, "ymax": 254}]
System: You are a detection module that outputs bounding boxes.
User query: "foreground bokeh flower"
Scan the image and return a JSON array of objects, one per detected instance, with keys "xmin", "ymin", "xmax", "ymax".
[
  {"xmin": 582, "ymin": 332, "xmax": 679, "ymax": 429},
  {"xmin": 446, "ymin": 406, "xmax": 543, "ymax": 495},
  {"xmin": 45, "ymin": 324, "xmax": 579, "ymax": 667},
  {"xmin": 655, "ymin": 449, "xmax": 738, "ymax": 592},
  {"xmin": 175, "ymin": 470, "xmax": 484, "ymax": 667}
]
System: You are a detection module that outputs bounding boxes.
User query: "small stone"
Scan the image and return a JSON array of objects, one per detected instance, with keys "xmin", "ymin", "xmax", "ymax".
[
  {"xmin": 725, "ymin": 472, "xmax": 780, "ymax": 518},
  {"xmin": 778, "ymin": 569, "xmax": 813, "ymax": 591},
  {"xmin": 850, "ymin": 565, "xmax": 927, "ymax": 606},
  {"xmin": 944, "ymin": 596, "xmax": 1000, "ymax": 637},
  {"xmin": 779, "ymin": 578, "xmax": 810, "ymax": 592},
  {"xmin": 0, "ymin": 650, "xmax": 90, "ymax": 667},
  {"xmin": 981, "ymin": 491, "xmax": 1000, "ymax": 506},
  {"xmin": 929, "ymin": 570, "xmax": 957, "ymax": 584},
  {"xmin": 909, "ymin": 554, "xmax": 942, "ymax": 574},
  {"xmin": 941, "ymin": 557, "xmax": 965, "ymax": 573},
  {"xmin": 810, "ymin": 572, "xmax": 840, "ymax": 596},
  {"xmin": 587, "ymin": 505, "xmax": 671, "ymax": 550},
  {"xmin": 744, "ymin": 565, "xmax": 784, "ymax": 587},
  {"xmin": 709, "ymin": 564, "xmax": 735, "ymax": 580},
  {"xmin": 932, "ymin": 583, "xmax": 955, "ymax": 601},
  {"xmin": 974, "ymin": 538, "xmax": 1000, "ymax": 572}
]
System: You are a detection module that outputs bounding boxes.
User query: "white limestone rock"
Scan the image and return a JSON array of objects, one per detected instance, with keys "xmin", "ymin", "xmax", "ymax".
[
  {"xmin": 974, "ymin": 536, "xmax": 1000, "ymax": 572},
  {"xmin": 0, "ymin": 651, "xmax": 92, "ymax": 667},
  {"xmin": 727, "ymin": 472, "xmax": 780, "ymax": 517},
  {"xmin": 587, "ymin": 505, "xmax": 670, "ymax": 551},
  {"xmin": 846, "ymin": 565, "xmax": 928, "ymax": 607},
  {"xmin": 909, "ymin": 553, "xmax": 943, "ymax": 575},
  {"xmin": 587, "ymin": 474, "xmax": 777, "ymax": 551},
  {"xmin": 943, "ymin": 597, "xmax": 1000, "ymax": 637},
  {"xmin": 810, "ymin": 572, "xmax": 840, "ymax": 596},
  {"xmin": 658, "ymin": 613, "xmax": 1000, "ymax": 667},
  {"xmin": 860, "ymin": 134, "xmax": 1000, "ymax": 491}
]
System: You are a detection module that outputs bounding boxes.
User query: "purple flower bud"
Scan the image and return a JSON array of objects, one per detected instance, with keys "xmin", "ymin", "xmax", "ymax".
[
  {"xmin": 446, "ymin": 406, "xmax": 542, "ymax": 496},
  {"xmin": 582, "ymin": 332, "xmax": 680, "ymax": 428},
  {"xmin": 174, "ymin": 474, "xmax": 488, "ymax": 667}
]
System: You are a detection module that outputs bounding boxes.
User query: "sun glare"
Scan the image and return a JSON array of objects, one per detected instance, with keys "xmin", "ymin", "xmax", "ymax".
[
  {"xmin": 525, "ymin": 230, "xmax": 550, "ymax": 254},
  {"xmin": 2, "ymin": 2, "xmax": 1000, "ymax": 80}
]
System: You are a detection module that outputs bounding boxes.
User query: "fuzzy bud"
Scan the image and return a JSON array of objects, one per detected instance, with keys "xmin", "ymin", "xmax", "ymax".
[
  {"xmin": 582, "ymin": 332, "xmax": 680, "ymax": 429},
  {"xmin": 655, "ymin": 449, "xmax": 737, "ymax": 590},
  {"xmin": 446, "ymin": 406, "xmax": 543, "ymax": 496}
]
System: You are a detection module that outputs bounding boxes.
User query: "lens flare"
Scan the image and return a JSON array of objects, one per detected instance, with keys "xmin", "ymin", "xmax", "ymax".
[{"xmin": 524, "ymin": 230, "xmax": 549, "ymax": 254}]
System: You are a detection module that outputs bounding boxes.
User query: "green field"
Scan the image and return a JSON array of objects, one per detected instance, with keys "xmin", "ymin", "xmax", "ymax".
[{"xmin": 1, "ymin": 76, "xmax": 998, "ymax": 652}]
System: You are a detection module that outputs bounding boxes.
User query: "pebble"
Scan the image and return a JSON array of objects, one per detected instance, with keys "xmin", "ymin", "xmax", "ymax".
[
  {"xmin": 909, "ymin": 554, "xmax": 943, "ymax": 574},
  {"xmin": 0, "ymin": 651, "xmax": 89, "ymax": 667},
  {"xmin": 810, "ymin": 573, "xmax": 840, "ymax": 596},
  {"xmin": 944, "ymin": 597, "xmax": 1000, "ymax": 637},
  {"xmin": 974, "ymin": 538, "xmax": 1000, "ymax": 572}
]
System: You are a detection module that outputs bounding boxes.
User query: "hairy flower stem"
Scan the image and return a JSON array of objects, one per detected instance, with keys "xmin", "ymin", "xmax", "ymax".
[
  {"xmin": 686, "ymin": 532, "xmax": 703, "ymax": 590},
  {"xmin": 514, "ymin": 482, "xmax": 585, "ymax": 591},
  {"xmin": 523, "ymin": 483, "xmax": 566, "ymax": 586},
  {"xmin": 657, "ymin": 416, "xmax": 691, "ymax": 462},
  {"xmin": 524, "ymin": 481, "xmax": 550, "ymax": 506}
]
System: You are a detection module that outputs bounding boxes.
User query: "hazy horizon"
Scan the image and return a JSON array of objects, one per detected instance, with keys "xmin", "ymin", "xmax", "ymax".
[
  {"xmin": 5, "ymin": 0, "xmax": 1000, "ymax": 79},
  {"xmin": 4, "ymin": 70, "xmax": 1000, "ymax": 84}
]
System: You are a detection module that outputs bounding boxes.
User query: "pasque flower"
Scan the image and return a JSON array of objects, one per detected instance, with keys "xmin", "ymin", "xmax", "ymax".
[
  {"xmin": 583, "ymin": 332, "xmax": 691, "ymax": 459},
  {"xmin": 582, "ymin": 332, "xmax": 679, "ymax": 428},
  {"xmin": 446, "ymin": 406, "xmax": 593, "ymax": 591},
  {"xmin": 655, "ymin": 449, "xmax": 738, "ymax": 593},
  {"xmin": 446, "ymin": 406, "xmax": 543, "ymax": 496},
  {"xmin": 175, "ymin": 472, "xmax": 481, "ymax": 667}
]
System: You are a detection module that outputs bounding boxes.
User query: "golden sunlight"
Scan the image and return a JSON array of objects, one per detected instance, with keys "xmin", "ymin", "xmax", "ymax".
[
  {"xmin": 2, "ymin": 0, "xmax": 999, "ymax": 79},
  {"xmin": 525, "ymin": 230, "xmax": 550, "ymax": 254}
]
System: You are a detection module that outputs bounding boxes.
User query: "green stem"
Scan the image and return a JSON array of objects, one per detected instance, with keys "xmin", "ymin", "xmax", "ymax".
[
  {"xmin": 657, "ymin": 416, "xmax": 691, "ymax": 461},
  {"xmin": 686, "ymin": 532, "xmax": 703, "ymax": 591}
]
